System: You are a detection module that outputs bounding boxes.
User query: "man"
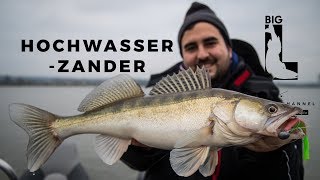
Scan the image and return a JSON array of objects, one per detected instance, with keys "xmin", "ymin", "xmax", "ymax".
[{"xmin": 121, "ymin": 2, "xmax": 303, "ymax": 180}]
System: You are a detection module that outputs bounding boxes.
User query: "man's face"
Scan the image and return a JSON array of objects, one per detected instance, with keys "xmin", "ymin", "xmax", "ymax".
[{"xmin": 181, "ymin": 22, "xmax": 232, "ymax": 81}]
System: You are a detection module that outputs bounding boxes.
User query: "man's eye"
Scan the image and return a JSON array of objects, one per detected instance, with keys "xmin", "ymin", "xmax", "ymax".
[
  {"xmin": 185, "ymin": 45, "xmax": 197, "ymax": 52},
  {"xmin": 205, "ymin": 40, "xmax": 217, "ymax": 47}
]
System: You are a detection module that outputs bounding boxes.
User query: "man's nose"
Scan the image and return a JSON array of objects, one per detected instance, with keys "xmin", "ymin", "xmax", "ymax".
[{"xmin": 197, "ymin": 46, "xmax": 209, "ymax": 60}]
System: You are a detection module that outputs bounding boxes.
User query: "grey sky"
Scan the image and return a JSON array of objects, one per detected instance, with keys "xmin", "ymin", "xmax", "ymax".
[{"xmin": 1, "ymin": 0, "xmax": 319, "ymax": 83}]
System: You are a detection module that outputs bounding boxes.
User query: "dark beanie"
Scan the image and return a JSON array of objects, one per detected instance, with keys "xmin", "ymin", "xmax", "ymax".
[{"xmin": 178, "ymin": 2, "xmax": 232, "ymax": 56}]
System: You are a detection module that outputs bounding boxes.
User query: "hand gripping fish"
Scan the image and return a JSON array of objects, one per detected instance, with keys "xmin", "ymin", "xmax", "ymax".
[{"xmin": 9, "ymin": 67, "xmax": 306, "ymax": 177}]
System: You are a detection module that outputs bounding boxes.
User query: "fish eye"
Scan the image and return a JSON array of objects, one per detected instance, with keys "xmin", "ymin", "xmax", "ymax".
[{"xmin": 267, "ymin": 104, "xmax": 278, "ymax": 114}]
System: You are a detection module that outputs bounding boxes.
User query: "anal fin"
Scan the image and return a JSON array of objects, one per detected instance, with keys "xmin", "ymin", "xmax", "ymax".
[{"xmin": 94, "ymin": 135, "xmax": 131, "ymax": 165}]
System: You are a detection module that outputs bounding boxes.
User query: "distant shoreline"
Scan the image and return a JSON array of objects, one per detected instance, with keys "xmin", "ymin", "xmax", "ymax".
[
  {"xmin": 0, "ymin": 76, "xmax": 319, "ymax": 88},
  {"xmin": 274, "ymin": 83, "xmax": 320, "ymax": 88},
  {"xmin": 0, "ymin": 76, "xmax": 149, "ymax": 87}
]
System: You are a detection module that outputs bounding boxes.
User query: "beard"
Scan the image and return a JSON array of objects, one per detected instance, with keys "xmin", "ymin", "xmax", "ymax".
[{"xmin": 196, "ymin": 58, "xmax": 223, "ymax": 81}]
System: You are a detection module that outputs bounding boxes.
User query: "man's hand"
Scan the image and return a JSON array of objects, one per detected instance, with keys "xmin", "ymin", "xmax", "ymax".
[
  {"xmin": 131, "ymin": 139, "xmax": 152, "ymax": 150},
  {"xmin": 244, "ymin": 136, "xmax": 293, "ymax": 152}
]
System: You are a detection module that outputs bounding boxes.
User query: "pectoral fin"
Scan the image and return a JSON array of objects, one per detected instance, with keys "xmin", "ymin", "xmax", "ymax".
[
  {"xmin": 174, "ymin": 122, "xmax": 214, "ymax": 148},
  {"xmin": 211, "ymin": 99, "xmax": 238, "ymax": 124},
  {"xmin": 94, "ymin": 135, "xmax": 131, "ymax": 165},
  {"xmin": 170, "ymin": 147, "xmax": 210, "ymax": 177},
  {"xmin": 199, "ymin": 149, "xmax": 219, "ymax": 177}
]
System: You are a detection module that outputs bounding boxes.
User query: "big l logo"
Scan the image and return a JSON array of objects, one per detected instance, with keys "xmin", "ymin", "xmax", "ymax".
[{"xmin": 265, "ymin": 16, "xmax": 298, "ymax": 80}]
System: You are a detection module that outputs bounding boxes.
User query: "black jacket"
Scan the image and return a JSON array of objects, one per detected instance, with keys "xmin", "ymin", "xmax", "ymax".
[{"xmin": 121, "ymin": 53, "xmax": 303, "ymax": 180}]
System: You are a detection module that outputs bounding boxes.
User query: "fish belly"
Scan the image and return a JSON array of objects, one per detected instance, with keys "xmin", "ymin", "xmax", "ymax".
[
  {"xmin": 56, "ymin": 98, "xmax": 212, "ymax": 150},
  {"xmin": 119, "ymin": 100, "xmax": 211, "ymax": 149}
]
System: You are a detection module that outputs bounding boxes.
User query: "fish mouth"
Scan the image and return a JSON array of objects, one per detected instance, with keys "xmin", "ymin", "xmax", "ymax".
[{"xmin": 266, "ymin": 107, "xmax": 306, "ymax": 139}]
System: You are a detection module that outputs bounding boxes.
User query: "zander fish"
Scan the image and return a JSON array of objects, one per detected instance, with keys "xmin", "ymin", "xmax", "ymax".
[{"xmin": 9, "ymin": 67, "xmax": 306, "ymax": 177}]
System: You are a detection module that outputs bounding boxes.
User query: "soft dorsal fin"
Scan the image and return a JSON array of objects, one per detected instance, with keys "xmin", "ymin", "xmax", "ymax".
[
  {"xmin": 78, "ymin": 74, "xmax": 144, "ymax": 112},
  {"xmin": 149, "ymin": 67, "xmax": 211, "ymax": 95}
]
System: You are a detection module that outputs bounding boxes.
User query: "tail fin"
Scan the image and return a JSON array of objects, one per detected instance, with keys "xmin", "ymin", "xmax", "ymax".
[{"xmin": 9, "ymin": 103, "xmax": 62, "ymax": 172}]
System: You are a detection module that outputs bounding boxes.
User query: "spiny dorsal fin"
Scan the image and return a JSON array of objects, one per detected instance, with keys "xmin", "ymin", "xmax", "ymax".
[
  {"xmin": 150, "ymin": 67, "xmax": 211, "ymax": 95},
  {"xmin": 78, "ymin": 74, "xmax": 144, "ymax": 112}
]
